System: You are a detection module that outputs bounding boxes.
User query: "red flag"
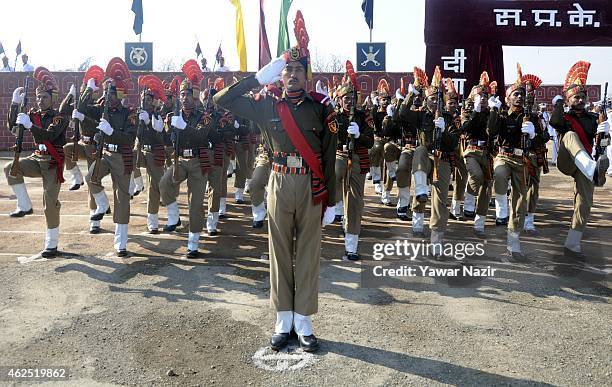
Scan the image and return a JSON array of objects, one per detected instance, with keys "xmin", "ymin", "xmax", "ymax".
[{"xmin": 259, "ymin": 0, "xmax": 272, "ymax": 69}]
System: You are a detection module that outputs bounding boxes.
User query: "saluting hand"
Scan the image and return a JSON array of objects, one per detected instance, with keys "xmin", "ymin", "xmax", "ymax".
[{"xmin": 255, "ymin": 56, "xmax": 285, "ymax": 86}]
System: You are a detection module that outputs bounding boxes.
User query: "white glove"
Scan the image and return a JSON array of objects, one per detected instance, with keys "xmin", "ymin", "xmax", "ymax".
[
  {"xmin": 68, "ymin": 84, "xmax": 77, "ymax": 98},
  {"xmin": 12, "ymin": 87, "xmax": 24, "ymax": 105},
  {"xmin": 433, "ymin": 117, "xmax": 445, "ymax": 129},
  {"xmin": 386, "ymin": 104, "xmax": 395, "ymax": 117},
  {"xmin": 322, "ymin": 205, "xmax": 336, "ymax": 226},
  {"xmin": 521, "ymin": 121, "xmax": 535, "ymax": 139},
  {"xmin": 474, "ymin": 95, "xmax": 482, "ymax": 113},
  {"xmin": 255, "ymin": 56, "xmax": 285, "ymax": 85},
  {"xmin": 171, "ymin": 114, "xmax": 187, "ymax": 130},
  {"xmin": 234, "ymin": 120, "xmax": 240, "ymax": 129},
  {"xmin": 152, "ymin": 115, "xmax": 164, "ymax": 132},
  {"xmin": 408, "ymin": 83, "xmax": 417, "ymax": 95},
  {"xmin": 138, "ymin": 110, "xmax": 150, "ymax": 125},
  {"xmin": 395, "ymin": 88, "xmax": 404, "ymax": 101},
  {"xmin": 372, "ymin": 96, "xmax": 379, "ymax": 106},
  {"xmin": 315, "ymin": 80, "xmax": 328, "ymax": 96},
  {"xmin": 71, "ymin": 109, "xmax": 84, "ymax": 122},
  {"xmin": 364, "ymin": 96, "xmax": 371, "ymax": 105},
  {"xmin": 97, "ymin": 118, "xmax": 114, "ymax": 136},
  {"xmin": 552, "ymin": 95, "xmax": 563, "ymax": 105},
  {"xmin": 347, "ymin": 122, "xmax": 360, "ymax": 138},
  {"xmin": 16, "ymin": 113, "xmax": 32, "ymax": 129},
  {"xmin": 87, "ymin": 78, "xmax": 99, "ymax": 92},
  {"xmin": 488, "ymin": 96, "xmax": 502, "ymax": 110},
  {"xmin": 597, "ymin": 121, "xmax": 610, "ymax": 134}
]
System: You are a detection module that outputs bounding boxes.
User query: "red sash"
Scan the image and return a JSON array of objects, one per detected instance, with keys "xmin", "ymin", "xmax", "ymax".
[
  {"xmin": 564, "ymin": 114, "xmax": 593, "ymax": 155},
  {"xmin": 31, "ymin": 113, "xmax": 65, "ymax": 183},
  {"xmin": 276, "ymin": 101, "xmax": 328, "ymax": 208}
]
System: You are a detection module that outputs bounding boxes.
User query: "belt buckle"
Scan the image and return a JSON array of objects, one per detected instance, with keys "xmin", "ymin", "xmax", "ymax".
[
  {"xmin": 82, "ymin": 136, "xmax": 91, "ymax": 142},
  {"xmin": 513, "ymin": 149, "xmax": 523, "ymax": 156},
  {"xmin": 342, "ymin": 145, "xmax": 348, "ymax": 152},
  {"xmin": 286, "ymin": 155, "xmax": 303, "ymax": 168},
  {"xmin": 38, "ymin": 144, "xmax": 48, "ymax": 152},
  {"xmin": 477, "ymin": 141, "xmax": 486, "ymax": 147},
  {"xmin": 183, "ymin": 149, "xmax": 193, "ymax": 157}
]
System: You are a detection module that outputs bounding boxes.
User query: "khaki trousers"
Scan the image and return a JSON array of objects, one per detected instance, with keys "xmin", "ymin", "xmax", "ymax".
[
  {"xmin": 64, "ymin": 141, "xmax": 97, "ymax": 210},
  {"xmin": 268, "ymin": 172, "xmax": 321, "ymax": 316},
  {"xmin": 465, "ymin": 150, "xmax": 492, "ymax": 216},
  {"xmin": 383, "ymin": 142, "xmax": 401, "ymax": 191},
  {"xmin": 526, "ymin": 155, "xmax": 541, "ymax": 214},
  {"xmin": 453, "ymin": 148, "xmax": 468, "ymax": 202},
  {"xmin": 335, "ymin": 154, "xmax": 366, "ymax": 235},
  {"xmin": 142, "ymin": 150, "xmax": 165, "ymax": 215},
  {"xmin": 493, "ymin": 155, "xmax": 527, "ymax": 233},
  {"xmin": 250, "ymin": 152, "xmax": 271, "ymax": 207},
  {"xmin": 234, "ymin": 144, "xmax": 255, "ymax": 189},
  {"xmin": 85, "ymin": 151, "xmax": 131, "ymax": 224},
  {"xmin": 207, "ymin": 154, "xmax": 230, "ymax": 213},
  {"xmin": 4, "ymin": 154, "xmax": 61, "ymax": 229}
]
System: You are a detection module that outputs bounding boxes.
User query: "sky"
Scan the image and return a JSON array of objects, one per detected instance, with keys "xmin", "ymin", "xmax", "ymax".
[{"xmin": 1, "ymin": 0, "xmax": 610, "ymax": 90}]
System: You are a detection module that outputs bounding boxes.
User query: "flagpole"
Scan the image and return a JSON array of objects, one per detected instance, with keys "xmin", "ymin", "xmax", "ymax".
[{"xmin": 369, "ymin": 28, "xmax": 372, "ymax": 43}]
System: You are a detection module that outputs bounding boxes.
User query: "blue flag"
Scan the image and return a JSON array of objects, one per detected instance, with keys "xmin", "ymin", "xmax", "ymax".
[
  {"xmin": 361, "ymin": 0, "xmax": 373, "ymax": 30},
  {"xmin": 0, "ymin": 41, "xmax": 4, "ymax": 55},
  {"xmin": 15, "ymin": 40, "xmax": 22, "ymax": 56},
  {"xmin": 131, "ymin": 0, "xmax": 143, "ymax": 35}
]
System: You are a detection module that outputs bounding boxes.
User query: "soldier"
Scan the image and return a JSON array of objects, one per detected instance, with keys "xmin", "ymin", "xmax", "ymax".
[
  {"xmin": 368, "ymin": 80, "xmax": 392, "ymax": 196},
  {"xmin": 488, "ymin": 64, "xmax": 543, "ymax": 261},
  {"xmin": 159, "ymin": 59, "xmax": 218, "ymax": 257},
  {"xmin": 61, "ymin": 66, "xmax": 111, "ymax": 234},
  {"xmin": 205, "ymin": 77, "xmax": 237, "ymax": 235},
  {"xmin": 161, "ymin": 77, "xmax": 181, "ymax": 167},
  {"xmin": 334, "ymin": 61, "xmax": 374, "ymax": 260},
  {"xmin": 233, "ymin": 117, "xmax": 256, "ymax": 204},
  {"xmin": 387, "ymin": 72, "xmax": 421, "ymax": 221},
  {"xmin": 460, "ymin": 72, "xmax": 496, "ymax": 237},
  {"xmin": 213, "ymin": 11, "xmax": 337, "ymax": 352},
  {"xmin": 549, "ymin": 61, "xmax": 609, "ymax": 259},
  {"xmin": 4, "ymin": 67, "xmax": 68, "ymax": 257},
  {"xmin": 446, "ymin": 79, "xmax": 467, "ymax": 221},
  {"xmin": 135, "ymin": 75, "xmax": 168, "ymax": 234},
  {"xmin": 399, "ymin": 66, "xmax": 459, "ymax": 248},
  {"xmin": 81, "ymin": 58, "xmax": 136, "ymax": 257}
]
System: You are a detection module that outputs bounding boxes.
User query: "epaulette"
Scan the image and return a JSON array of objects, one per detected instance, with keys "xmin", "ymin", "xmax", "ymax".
[{"xmin": 309, "ymin": 91, "xmax": 331, "ymax": 106}]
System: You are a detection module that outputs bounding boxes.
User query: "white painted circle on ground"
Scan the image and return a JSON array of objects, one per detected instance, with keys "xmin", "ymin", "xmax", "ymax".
[
  {"xmin": 17, "ymin": 253, "xmax": 46, "ymax": 264},
  {"xmin": 252, "ymin": 345, "xmax": 317, "ymax": 372}
]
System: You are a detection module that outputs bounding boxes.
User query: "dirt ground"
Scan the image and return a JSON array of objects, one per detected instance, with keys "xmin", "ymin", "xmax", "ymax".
[{"xmin": 0, "ymin": 153, "xmax": 610, "ymax": 386}]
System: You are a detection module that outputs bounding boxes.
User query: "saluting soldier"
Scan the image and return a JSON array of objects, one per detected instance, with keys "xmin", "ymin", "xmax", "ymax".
[
  {"xmin": 334, "ymin": 61, "xmax": 375, "ymax": 260},
  {"xmin": 4, "ymin": 67, "xmax": 68, "ymax": 257},
  {"xmin": 399, "ymin": 66, "xmax": 459, "ymax": 249},
  {"xmin": 81, "ymin": 57, "xmax": 137, "ymax": 257},
  {"xmin": 213, "ymin": 11, "xmax": 337, "ymax": 352},
  {"xmin": 159, "ymin": 60, "xmax": 218, "ymax": 257},
  {"xmin": 488, "ymin": 64, "xmax": 543, "ymax": 261},
  {"xmin": 549, "ymin": 61, "xmax": 609, "ymax": 259}
]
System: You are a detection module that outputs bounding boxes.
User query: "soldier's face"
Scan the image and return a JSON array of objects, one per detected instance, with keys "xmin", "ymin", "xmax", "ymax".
[
  {"xmin": 426, "ymin": 95, "xmax": 438, "ymax": 112},
  {"xmin": 568, "ymin": 93, "xmax": 586, "ymax": 110},
  {"xmin": 282, "ymin": 62, "xmax": 306, "ymax": 92},
  {"xmin": 180, "ymin": 90, "xmax": 195, "ymax": 110},
  {"xmin": 2, "ymin": 57, "xmax": 8, "ymax": 67},
  {"xmin": 380, "ymin": 97, "xmax": 390, "ymax": 109},
  {"xmin": 341, "ymin": 94, "xmax": 353, "ymax": 111},
  {"xmin": 445, "ymin": 99, "xmax": 458, "ymax": 113},
  {"xmin": 36, "ymin": 92, "xmax": 52, "ymax": 110},
  {"xmin": 508, "ymin": 90, "xmax": 525, "ymax": 108},
  {"xmin": 143, "ymin": 93, "xmax": 155, "ymax": 111},
  {"xmin": 413, "ymin": 94, "xmax": 423, "ymax": 107}
]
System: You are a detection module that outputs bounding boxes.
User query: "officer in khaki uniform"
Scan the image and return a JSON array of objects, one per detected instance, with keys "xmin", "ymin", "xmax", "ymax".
[
  {"xmin": 159, "ymin": 60, "xmax": 219, "ymax": 257},
  {"xmin": 368, "ymin": 81, "xmax": 392, "ymax": 196},
  {"xmin": 549, "ymin": 60, "xmax": 609, "ymax": 258},
  {"xmin": 487, "ymin": 64, "xmax": 543, "ymax": 261},
  {"xmin": 81, "ymin": 58, "xmax": 137, "ymax": 257},
  {"xmin": 4, "ymin": 67, "xmax": 68, "ymax": 257},
  {"xmin": 334, "ymin": 61, "xmax": 375, "ymax": 260},
  {"xmin": 250, "ymin": 143, "xmax": 272, "ymax": 228},
  {"xmin": 135, "ymin": 76, "xmax": 168, "ymax": 234},
  {"xmin": 214, "ymin": 13, "xmax": 337, "ymax": 352},
  {"xmin": 233, "ymin": 117, "xmax": 256, "ymax": 204},
  {"xmin": 446, "ymin": 79, "xmax": 467, "ymax": 221},
  {"xmin": 460, "ymin": 72, "xmax": 495, "ymax": 237},
  {"xmin": 399, "ymin": 66, "xmax": 459, "ymax": 247}
]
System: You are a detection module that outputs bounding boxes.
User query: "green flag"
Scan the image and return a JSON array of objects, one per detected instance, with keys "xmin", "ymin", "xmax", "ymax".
[{"xmin": 276, "ymin": 0, "xmax": 293, "ymax": 56}]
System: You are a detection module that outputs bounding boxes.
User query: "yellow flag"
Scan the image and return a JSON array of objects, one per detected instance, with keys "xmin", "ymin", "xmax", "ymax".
[{"xmin": 229, "ymin": 0, "xmax": 247, "ymax": 71}]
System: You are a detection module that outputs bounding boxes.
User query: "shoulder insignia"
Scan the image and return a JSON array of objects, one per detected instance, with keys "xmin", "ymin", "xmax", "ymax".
[{"xmin": 52, "ymin": 116, "xmax": 63, "ymax": 126}]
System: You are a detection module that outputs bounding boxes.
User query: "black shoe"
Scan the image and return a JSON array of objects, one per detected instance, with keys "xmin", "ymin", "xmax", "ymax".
[
  {"xmin": 227, "ymin": 173, "xmax": 233, "ymax": 178},
  {"xmin": 270, "ymin": 333, "xmax": 290, "ymax": 351},
  {"xmin": 391, "ymin": 176, "xmax": 397, "ymax": 182},
  {"xmin": 252, "ymin": 220, "xmax": 264, "ymax": 229},
  {"xmin": 495, "ymin": 217, "xmax": 509, "ymax": 226},
  {"xmin": 236, "ymin": 199, "xmax": 245, "ymax": 205},
  {"xmin": 41, "ymin": 247, "xmax": 58, "ymax": 258},
  {"xmin": 334, "ymin": 215, "xmax": 343, "ymax": 223},
  {"xmin": 524, "ymin": 228, "xmax": 540, "ymax": 236},
  {"xmin": 396, "ymin": 207, "xmax": 411, "ymax": 221},
  {"xmin": 106, "ymin": 207, "xmax": 112, "ymax": 215},
  {"xmin": 186, "ymin": 249, "xmax": 199, "ymax": 259},
  {"xmin": 489, "ymin": 199, "xmax": 495, "ymax": 208},
  {"xmin": 90, "ymin": 209, "xmax": 108, "ymax": 221},
  {"xmin": 163, "ymin": 219, "xmax": 181, "ymax": 232},
  {"xmin": 90, "ymin": 226, "xmax": 101, "ymax": 234},
  {"xmin": 594, "ymin": 156, "xmax": 609, "ymax": 187},
  {"xmin": 148, "ymin": 229, "xmax": 159, "ymax": 235},
  {"xmin": 133, "ymin": 189, "xmax": 142, "ymax": 197},
  {"xmin": 9, "ymin": 208, "xmax": 33, "ymax": 217},
  {"xmin": 346, "ymin": 252, "xmax": 360, "ymax": 261},
  {"xmin": 219, "ymin": 214, "xmax": 227, "ymax": 219},
  {"xmin": 463, "ymin": 210, "xmax": 476, "ymax": 219},
  {"xmin": 416, "ymin": 194, "xmax": 428, "ymax": 203},
  {"xmin": 413, "ymin": 230, "xmax": 426, "ymax": 238},
  {"xmin": 298, "ymin": 334, "xmax": 319, "ymax": 352},
  {"xmin": 117, "ymin": 249, "xmax": 128, "ymax": 258},
  {"xmin": 208, "ymin": 229, "xmax": 218, "ymax": 236},
  {"xmin": 449, "ymin": 184, "xmax": 454, "ymax": 191},
  {"xmin": 449, "ymin": 212, "xmax": 464, "ymax": 221},
  {"xmin": 367, "ymin": 174, "xmax": 373, "ymax": 181},
  {"xmin": 397, "ymin": 213, "xmax": 411, "ymax": 221},
  {"xmin": 563, "ymin": 247, "xmax": 586, "ymax": 262},
  {"xmin": 69, "ymin": 183, "xmax": 83, "ymax": 191},
  {"xmin": 508, "ymin": 251, "xmax": 530, "ymax": 263},
  {"xmin": 474, "ymin": 229, "xmax": 487, "ymax": 239}
]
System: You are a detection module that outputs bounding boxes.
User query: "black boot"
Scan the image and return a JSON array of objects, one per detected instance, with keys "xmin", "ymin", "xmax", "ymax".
[
  {"xmin": 163, "ymin": 219, "xmax": 182, "ymax": 232},
  {"xmin": 298, "ymin": 334, "xmax": 319, "ymax": 352},
  {"xmin": 9, "ymin": 208, "xmax": 33, "ymax": 217},
  {"xmin": 41, "ymin": 247, "xmax": 58, "ymax": 258},
  {"xmin": 269, "ymin": 333, "xmax": 290, "ymax": 351}
]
